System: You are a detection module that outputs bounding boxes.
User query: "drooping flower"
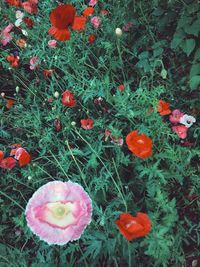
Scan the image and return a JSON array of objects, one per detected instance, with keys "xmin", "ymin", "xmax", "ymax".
[
  {"xmin": 115, "ymin": 212, "xmax": 151, "ymax": 241},
  {"xmin": 48, "ymin": 4, "xmax": 86, "ymax": 41},
  {"xmin": 83, "ymin": 7, "xmax": 95, "ymax": 17},
  {"xmin": 91, "ymin": 16, "xmax": 101, "ymax": 29},
  {"xmin": 172, "ymin": 125, "xmax": 188, "ymax": 139},
  {"xmin": 169, "ymin": 109, "xmax": 184, "ymax": 124},
  {"xmin": 54, "ymin": 118, "xmax": 62, "ymax": 132},
  {"xmin": 62, "ymin": 90, "xmax": 76, "ymax": 107},
  {"xmin": 21, "ymin": 0, "xmax": 38, "ymax": 14},
  {"xmin": 48, "ymin": 39, "xmax": 57, "ymax": 48},
  {"xmin": 89, "ymin": 0, "xmax": 97, "ymax": 6},
  {"xmin": 126, "ymin": 130, "xmax": 153, "ymax": 159},
  {"xmin": 88, "ymin": 33, "xmax": 96, "ymax": 43},
  {"xmin": 157, "ymin": 100, "xmax": 171, "ymax": 116},
  {"xmin": 25, "ymin": 181, "xmax": 92, "ymax": 245},
  {"xmin": 180, "ymin": 114, "xmax": 196, "ymax": 128},
  {"xmin": 81, "ymin": 118, "xmax": 94, "ymax": 130}
]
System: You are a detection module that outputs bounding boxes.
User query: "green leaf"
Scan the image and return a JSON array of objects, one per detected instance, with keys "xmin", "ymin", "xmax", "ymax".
[
  {"xmin": 189, "ymin": 75, "xmax": 200, "ymax": 90},
  {"xmin": 190, "ymin": 63, "xmax": 200, "ymax": 77},
  {"xmin": 180, "ymin": 38, "xmax": 196, "ymax": 56}
]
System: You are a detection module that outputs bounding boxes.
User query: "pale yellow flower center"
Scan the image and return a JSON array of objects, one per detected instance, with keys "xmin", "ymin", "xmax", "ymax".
[{"xmin": 51, "ymin": 203, "xmax": 70, "ymax": 219}]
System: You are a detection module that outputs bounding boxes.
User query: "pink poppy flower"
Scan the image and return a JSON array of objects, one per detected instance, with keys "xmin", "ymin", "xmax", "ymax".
[
  {"xmin": 48, "ymin": 39, "xmax": 57, "ymax": 48},
  {"xmin": 29, "ymin": 56, "xmax": 39, "ymax": 70},
  {"xmin": 169, "ymin": 109, "xmax": 184, "ymax": 124},
  {"xmin": 0, "ymin": 23, "xmax": 14, "ymax": 46},
  {"xmin": 25, "ymin": 181, "xmax": 92, "ymax": 245},
  {"xmin": 91, "ymin": 16, "xmax": 101, "ymax": 29},
  {"xmin": 21, "ymin": 0, "xmax": 38, "ymax": 14},
  {"xmin": 89, "ymin": 0, "xmax": 97, "ymax": 6},
  {"xmin": 172, "ymin": 125, "xmax": 188, "ymax": 139}
]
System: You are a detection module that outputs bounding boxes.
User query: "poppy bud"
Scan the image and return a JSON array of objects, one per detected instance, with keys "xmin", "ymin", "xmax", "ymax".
[
  {"xmin": 16, "ymin": 86, "xmax": 20, "ymax": 93},
  {"xmin": 115, "ymin": 28, "xmax": 122, "ymax": 37},
  {"xmin": 54, "ymin": 91, "xmax": 59, "ymax": 98}
]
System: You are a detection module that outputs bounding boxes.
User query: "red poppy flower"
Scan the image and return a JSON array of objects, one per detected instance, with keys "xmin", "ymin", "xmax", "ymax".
[
  {"xmin": 48, "ymin": 4, "xmax": 86, "ymax": 41},
  {"xmin": 126, "ymin": 130, "xmax": 152, "ymax": 159},
  {"xmin": 83, "ymin": 7, "xmax": 95, "ymax": 17},
  {"xmin": 14, "ymin": 147, "xmax": 31, "ymax": 167},
  {"xmin": 23, "ymin": 17, "xmax": 34, "ymax": 28},
  {"xmin": 43, "ymin": 69, "xmax": 54, "ymax": 78},
  {"xmin": 6, "ymin": 0, "xmax": 21, "ymax": 7},
  {"xmin": 6, "ymin": 99, "xmax": 14, "ymax": 109},
  {"xmin": 157, "ymin": 100, "xmax": 171, "ymax": 116},
  {"xmin": 0, "ymin": 157, "xmax": 17, "ymax": 170},
  {"xmin": 117, "ymin": 84, "xmax": 125, "ymax": 91},
  {"xmin": 115, "ymin": 212, "xmax": 151, "ymax": 241},
  {"xmin": 81, "ymin": 118, "xmax": 94, "ymax": 130},
  {"xmin": 7, "ymin": 55, "xmax": 20, "ymax": 68},
  {"xmin": 100, "ymin": 9, "xmax": 109, "ymax": 15},
  {"xmin": 62, "ymin": 90, "xmax": 76, "ymax": 107},
  {"xmin": 88, "ymin": 34, "xmax": 96, "ymax": 43}
]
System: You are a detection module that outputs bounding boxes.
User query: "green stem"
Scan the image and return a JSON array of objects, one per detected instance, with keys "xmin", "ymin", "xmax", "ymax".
[
  {"xmin": 0, "ymin": 190, "xmax": 24, "ymax": 210},
  {"xmin": 49, "ymin": 151, "xmax": 70, "ymax": 180}
]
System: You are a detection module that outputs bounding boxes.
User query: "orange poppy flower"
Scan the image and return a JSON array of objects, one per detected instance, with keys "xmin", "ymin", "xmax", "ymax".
[
  {"xmin": 82, "ymin": 7, "xmax": 95, "ymax": 17},
  {"xmin": 157, "ymin": 100, "xmax": 171, "ymax": 116},
  {"xmin": 126, "ymin": 130, "xmax": 152, "ymax": 159},
  {"xmin": 6, "ymin": 99, "xmax": 15, "ymax": 109},
  {"xmin": 48, "ymin": 4, "xmax": 86, "ymax": 41},
  {"xmin": 115, "ymin": 212, "xmax": 151, "ymax": 241}
]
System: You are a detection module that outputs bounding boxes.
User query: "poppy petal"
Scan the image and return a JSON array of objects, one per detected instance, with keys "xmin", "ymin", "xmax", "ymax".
[
  {"xmin": 48, "ymin": 26, "xmax": 71, "ymax": 41},
  {"xmin": 0, "ymin": 157, "xmax": 17, "ymax": 169},
  {"xmin": 0, "ymin": 150, "xmax": 4, "ymax": 161},
  {"xmin": 50, "ymin": 4, "xmax": 76, "ymax": 29},
  {"xmin": 82, "ymin": 7, "xmax": 95, "ymax": 17},
  {"xmin": 72, "ymin": 16, "xmax": 86, "ymax": 31},
  {"xmin": 15, "ymin": 148, "xmax": 31, "ymax": 167}
]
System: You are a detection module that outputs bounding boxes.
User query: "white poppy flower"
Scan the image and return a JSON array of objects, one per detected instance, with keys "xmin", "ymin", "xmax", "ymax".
[{"xmin": 180, "ymin": 114, "xmax": 196, "ymax": 128}]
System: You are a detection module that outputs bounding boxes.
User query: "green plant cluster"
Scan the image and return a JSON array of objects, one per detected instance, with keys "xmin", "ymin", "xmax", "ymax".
[{"xmin": 0, "ymin": 0, "xmax": 200, "ymax": 266}]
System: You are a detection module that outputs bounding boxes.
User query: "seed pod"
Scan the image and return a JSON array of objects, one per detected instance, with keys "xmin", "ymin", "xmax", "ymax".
[{"xmin": 54, "ymin": 118, "xmax": 62, "ymax": 132}]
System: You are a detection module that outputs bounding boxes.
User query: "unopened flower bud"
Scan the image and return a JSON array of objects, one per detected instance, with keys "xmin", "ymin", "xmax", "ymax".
[
  {"xmin": 28, "ymin": 176, "xmax": 32, "ymax": 180},
  {"xmin": 115, "ymin": 28, "xmax": 122, "ymax": 37},
  {"xmin": 71, "ymin": 121, "xmax": 76, "ymax": 126},
  {"xmin": 1, "ymin": 92, "xmax": 5, "ymax": 98},
  {"xmin": 16, "ymin": 86, "xmax": 20, "ymax": 93},
  {"xmin": 54, "ymin": 91, "xmax": 59, "ymax": 98}
]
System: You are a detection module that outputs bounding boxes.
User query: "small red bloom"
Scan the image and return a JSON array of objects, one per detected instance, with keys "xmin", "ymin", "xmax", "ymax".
[
  {"xmin": 7, "ymin": 55, "xmax": 20, "ymax": 68},
  {"xmin": 115, "ymin": 212, "xmax": 151, "ymax": 241},
  {"xmin": 100, "ymin": 9, "xmax": 109, "ymax": 15},
  {"xmin": 88, "ymin": 34, "xmax": 96, "ymax": 43},
  {"xmin": 14, "ymin": 147, "xmax": 31, "ymax": 167},
  {"xmin": 157, "ymin": 100, "xmax": 171, "ymax": 116},
  {"xmin": 0, "ymin": 150, "xmax": 4, "ymax": 161},
  {"xmin": 126, "ymin": 130, "xmax": 153, "ymax": 159},
  {"xmin": 62, "ymin": 90, "xmax": 76, "ymax": 107},
  {"xmin": 48, "ymin": 4, "xmax": 86, "ymax": 41},
  {"xmin": 23, "ymin": 17, "xmax": 34, "ymax": 28},
  {"xmin": 0, "ymin": 157, "xmax": 17, "ymax": 170},
  {"xmin": 43, "ymin": 69, "xmax": 54, "ymax": 78},
  {"xmin": 81, "ymin": 118, "xmax": 94, "ymax": 130},
  {"xmin": 83, "ymin": 7, "xmax": 95, "ymax": 17},
  {"xmin": 6, "ymin": 99, "xmax": 14, "ymax": 109},
  {"xmin": 117, "ymin": 84, "xmax": 125, "ymax": 91}
]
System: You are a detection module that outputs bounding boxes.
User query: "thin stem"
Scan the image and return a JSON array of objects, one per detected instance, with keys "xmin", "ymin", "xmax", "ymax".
[
  {"xmin": 0, "ymin": 190, "xmax": 24, "ymax": 210},
  {"xmin": 49, "ymin": 151, "xmax": 70, "ymax": 180}
]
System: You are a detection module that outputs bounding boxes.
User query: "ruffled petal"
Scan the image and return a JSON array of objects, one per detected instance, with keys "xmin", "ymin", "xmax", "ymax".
[
  {"xmin": 48, "ymin": 26, "xmax": 70, "ymax": 41},
  {"xmin": 72, "ymin": 16, "xmax": 86, "ymax": 31}
]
